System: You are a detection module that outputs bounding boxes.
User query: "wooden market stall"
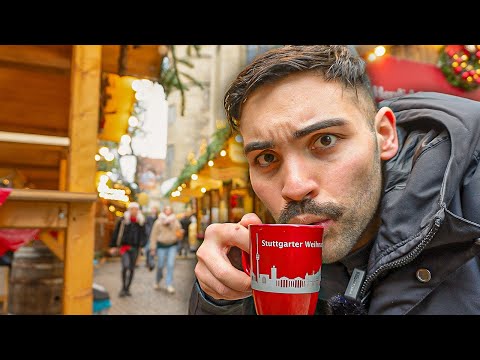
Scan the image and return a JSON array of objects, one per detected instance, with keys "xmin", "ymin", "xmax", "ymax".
[
  {"xmin": 0, "ymin": 45, "xmax": 168, "ymax": 314},
  {"xmin": 0, "ymin": 45, "xmax": 101, "ymax": 314}
]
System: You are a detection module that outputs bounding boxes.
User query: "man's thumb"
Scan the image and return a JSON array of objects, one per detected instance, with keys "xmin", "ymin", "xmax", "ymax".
[{"xmin": 238, "ymin": 213, "xmax": 263, "ymax": 228}]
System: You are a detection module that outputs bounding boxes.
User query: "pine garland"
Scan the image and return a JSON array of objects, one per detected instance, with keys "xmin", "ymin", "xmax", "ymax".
[
  {"xmin": 165, "ymin": 125, "xmax": 232, "ymax": 196},
  {"xmin": 438, "ymin": 45, "xmax": 480, "ymax": 91}
]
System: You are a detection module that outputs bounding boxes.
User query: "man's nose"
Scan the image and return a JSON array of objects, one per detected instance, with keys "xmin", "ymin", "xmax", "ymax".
[{"xmin": 280, "ymin": 158, "xmax": 318, "ymax": 202}]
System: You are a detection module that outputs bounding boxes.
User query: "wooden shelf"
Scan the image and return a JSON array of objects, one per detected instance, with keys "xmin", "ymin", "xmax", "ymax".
[
  {"xmin": 0, "ymin": 131, "xmax": 70, "ymax": 147},
  {"xmin": 8, "ymin": 189, "xmax": 97, "ymax": 203}
]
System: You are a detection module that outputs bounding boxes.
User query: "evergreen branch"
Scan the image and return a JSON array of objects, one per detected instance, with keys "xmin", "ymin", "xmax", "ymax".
[
  {"xmin": 180, "ymin": 72, "xmax": 205, "ymax": 89},
  {"xmin": 176, "ymin": 58, "xmax": 195, "ymax": 68},
  {"xmin": 171, "ymin": 45, "xmax": 186, "ymax": 116}
]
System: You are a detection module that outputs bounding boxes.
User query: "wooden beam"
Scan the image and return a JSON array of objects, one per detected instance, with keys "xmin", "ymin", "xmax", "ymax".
[
  {"xmin": 63, "ymin": 202, "xmax": 95, "ymax": 314},
  {"xmin": 0, "ymin": 201, "xmax": 68, "ymax": 229},
  {"xmin": 0, "ymin": 131, "xmax": 70, "ymax": 147},
  {"xmin": 68, "ymin": 45, "xmax": 101, "ymax": 193},
  {"xmin": 38, "ymin": 230, "xmax": 64, "ymax": 261},
  {"xmin": 0, "ymin": 45, "xmax": 72, "ymax": 71},
  {"xmin": 63, "ymin": 45, "xmax": 101, "ymax": 315},
  {"xmin": 8, "ymin": 188, "xmax": 97, "ymax": 203}
]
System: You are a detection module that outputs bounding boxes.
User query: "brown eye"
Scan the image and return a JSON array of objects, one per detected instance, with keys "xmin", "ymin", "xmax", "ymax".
[
  {"xmin": 314, "ymin": 134, "xmax": 338, "ymax": 149},
  {"xmin": 256, "ymin": 153, "xmax": 277, "ymax": 167}
]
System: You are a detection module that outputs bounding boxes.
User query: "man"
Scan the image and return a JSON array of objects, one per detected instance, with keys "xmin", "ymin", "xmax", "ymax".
[
  {"xmin": 178, "ymin": 210, "xmax": 192, "ymax": 257},
  {"xmin": 149, "ymin": 205, "xmax": 183, "ymax": 294},
  {"xmin": 189, "ymin": 45, "xmax": 480, "ymax": 315},
  {"xmin": 144, "ymin": 206, "xmax": 159, "ymax": 270},
  {"xmin": 109, "ymin": 202, "xmax": 147, "ymax": 297}
]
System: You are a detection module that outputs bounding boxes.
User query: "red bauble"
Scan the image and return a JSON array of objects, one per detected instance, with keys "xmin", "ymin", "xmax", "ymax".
[
  {"xmin": 462, "ymin": 72, "xmax": 470, "ymax": 79},
  {"xmin": 470, "ymin": 70, "xmax": 476, "ymax": 76},
  {"xmin": 476, "ymin": 78, "xmax": 480, "ymax": 84},
  {"xmin": 476, "ymin": 51, "xmax": 480, "ymax": 58},
  {"xmin": 455, "ymin": 66, "xmax": 463, "ymax": 73}
]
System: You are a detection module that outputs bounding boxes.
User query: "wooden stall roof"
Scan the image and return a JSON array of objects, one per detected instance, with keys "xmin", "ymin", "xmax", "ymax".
[{"xmin": 0, "ymin": 45, "xmax": 165, "ymax": 191}]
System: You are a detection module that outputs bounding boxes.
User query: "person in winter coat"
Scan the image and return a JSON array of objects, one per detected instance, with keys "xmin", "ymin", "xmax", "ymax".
[
  {"xmin": 149, "ymin": 205, "xmax": 182, "ymax": 294},
  {"xmin": 178, "ymin": 210, "xmax": 193, "ymax": 257},
  {"xmin": 109, "ymin": 202, "xmax": 147, "ymax": 297},
  {"xmin": 144, "ymin": 206, "xmax": 159, "ymax": 270},
  {"xmin": 189, "ymin": 45, "xmax": 480, "ymax": 315}
]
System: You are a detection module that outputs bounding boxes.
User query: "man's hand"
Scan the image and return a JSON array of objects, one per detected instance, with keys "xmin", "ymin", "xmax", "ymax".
[
  {"xmin": 109, "ymin": 247, "xmax": 118, "ymax": 256},
  {"xmin": 195, "ymin": 213, "xmax": 262, "ymax": 301}
]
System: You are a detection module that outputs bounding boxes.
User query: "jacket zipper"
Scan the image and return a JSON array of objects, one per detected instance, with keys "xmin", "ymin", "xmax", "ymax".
[{"xmin": 359, "ymin": 217, "xmax": 442, "ymax": 300}]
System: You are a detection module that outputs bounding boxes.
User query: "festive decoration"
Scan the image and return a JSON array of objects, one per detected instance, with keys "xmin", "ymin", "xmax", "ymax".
[
  {"xmin": 99, "ymin": 74, "xmax": 137, "ymax": 142},
  {"xmin": 164, "ymin": 125, "xmax": 232, "ymax": 196},
  {"xmin": 438, "ymin": 45, "xmax": 480, "ymax": 91}
]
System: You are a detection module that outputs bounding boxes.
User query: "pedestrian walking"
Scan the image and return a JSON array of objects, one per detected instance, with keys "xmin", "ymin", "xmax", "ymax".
[
  {"xmin": 149, "ymin": 205, "xmax": 182, "ymax": 294},
  {"xmin": 144, "ymin": 206, "xmax": 159, "ymax": 270},
  {"xmin": 178, "ymin": 211, "xmax": 192, "ymax": 257},
  {"xmin": 109, "ymin": 202, "xmax": 147, "ymax": 297}
]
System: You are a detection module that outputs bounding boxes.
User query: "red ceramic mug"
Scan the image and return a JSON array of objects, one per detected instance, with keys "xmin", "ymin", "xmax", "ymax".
[{"xmin": 242, "ymin": 224, "xmax": 324, "ymax": 315}]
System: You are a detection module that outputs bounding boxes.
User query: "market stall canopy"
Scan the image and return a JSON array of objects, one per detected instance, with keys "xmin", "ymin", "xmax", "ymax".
[
  {"xmin": 0, "ymin": 45, "xmax": 166, "ymax": 190},
  {"xmin": 167, "ymin": 127, "xmax": 249, "ymax": 200}
]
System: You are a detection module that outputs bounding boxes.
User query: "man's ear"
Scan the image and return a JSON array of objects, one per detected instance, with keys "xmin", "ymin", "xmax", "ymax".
[{"xmin": 374, "ymin": 107, "xmax": 398, "ymax": 161}]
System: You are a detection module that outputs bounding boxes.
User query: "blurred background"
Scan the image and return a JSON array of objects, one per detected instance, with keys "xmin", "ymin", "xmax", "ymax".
[{"xmin": 0, "ymin": 44, "xmax": 478, "ymax": 314}]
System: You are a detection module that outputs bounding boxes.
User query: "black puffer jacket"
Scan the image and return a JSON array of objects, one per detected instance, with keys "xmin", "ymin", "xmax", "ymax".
[
  {"xmin": 189, "ymin": 92, "xmax": 480, "ymax": 315},
  {"xmin": 109, "ymin": 211, "xmax": 147, "ymax": 249}
]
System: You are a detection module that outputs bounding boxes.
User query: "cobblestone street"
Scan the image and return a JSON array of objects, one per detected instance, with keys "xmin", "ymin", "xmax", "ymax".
[{"xmin": 93, "ymin": 254, "xmax": 197, "ymax": 315}]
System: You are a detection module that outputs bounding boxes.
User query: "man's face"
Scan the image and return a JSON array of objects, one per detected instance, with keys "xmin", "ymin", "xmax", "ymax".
[
  {"xmin": 240, "ymin": 73, "xmax": 384, "ymax": 263},
  {"xmin": 164, "ymin": 206, "xmax": 173, "ymax": 216}
]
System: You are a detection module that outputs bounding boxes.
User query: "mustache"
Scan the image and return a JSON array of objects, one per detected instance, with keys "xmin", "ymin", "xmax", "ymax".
[{"xmin": 277, "ymin": 198, "xmax": 345, "ymax": 224}]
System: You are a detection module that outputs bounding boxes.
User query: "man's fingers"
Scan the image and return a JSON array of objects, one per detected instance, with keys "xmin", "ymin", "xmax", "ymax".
[
  {"xmin": 238, "ymin": 213, "xmax": 263, "ymax": 228},
  {"xmin": 204, "ymin": 222, "xmax": 250, "ymax": 253},
  {"xmin": 196, "ymin": 264, "xmax": 251, "ymax": 300},
  {"xmin": 196, "ymin": 241, "xmax": 252, "ymax": 293}
]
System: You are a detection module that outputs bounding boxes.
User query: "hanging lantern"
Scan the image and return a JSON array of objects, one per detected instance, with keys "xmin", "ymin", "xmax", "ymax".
[{"xmin": 99, "ymin": 74, "xmax": 137, "ymax": 142}]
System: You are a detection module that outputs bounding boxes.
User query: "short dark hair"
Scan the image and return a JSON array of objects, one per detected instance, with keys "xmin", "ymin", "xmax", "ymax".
[{"xmin": 224, "ymin": 45, "xmax": 376, "ymax": 131}]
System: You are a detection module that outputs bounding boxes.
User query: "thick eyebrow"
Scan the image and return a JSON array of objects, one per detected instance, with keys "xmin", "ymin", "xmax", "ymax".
[
  {"xmin": 293, "ymin": 118, "xmax": 348, "ymax": 139},
  {"xmin": 244, "ymin": 141, "xmax": 274, "ymax": 155},
  {"xmin": 243, "ymin": 118, "xmax": 348, "ymax": 155}
]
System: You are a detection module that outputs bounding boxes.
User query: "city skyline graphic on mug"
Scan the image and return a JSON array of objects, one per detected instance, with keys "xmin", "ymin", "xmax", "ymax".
[{"xmin": 250, "ymin": 234, "xmax": 321, "ymax": 294}]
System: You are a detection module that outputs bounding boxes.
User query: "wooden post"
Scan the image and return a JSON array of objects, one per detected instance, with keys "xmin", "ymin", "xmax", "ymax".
[{"xmin": 63, "ymin": 45, "xmax": 101, "ymax": 315}]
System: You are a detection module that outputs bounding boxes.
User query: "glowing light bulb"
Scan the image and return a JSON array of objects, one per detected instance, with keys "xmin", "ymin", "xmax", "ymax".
[
  {"xmin": 208, "ymin": 160, "xmax": 214, "ymax": 167},
  {"xmin": 374, "ymin": 46, "xmax": 386, "ymax": 57},
  {"xmin": 121, "ymin": 134, "xmax": 131, "ymax": 144},
  {"xmin": 128, "ymin": 116, "xmax": 139, "ymax": 127},
  {"xmin": 99, "ymin": 147, "xmax": 109, "ymax": 157}
]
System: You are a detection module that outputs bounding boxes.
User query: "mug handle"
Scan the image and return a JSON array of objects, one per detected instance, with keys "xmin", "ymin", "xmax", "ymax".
[{"xmin": 241, "ymin": 250, "xmax": 250, "ymax": 276}]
